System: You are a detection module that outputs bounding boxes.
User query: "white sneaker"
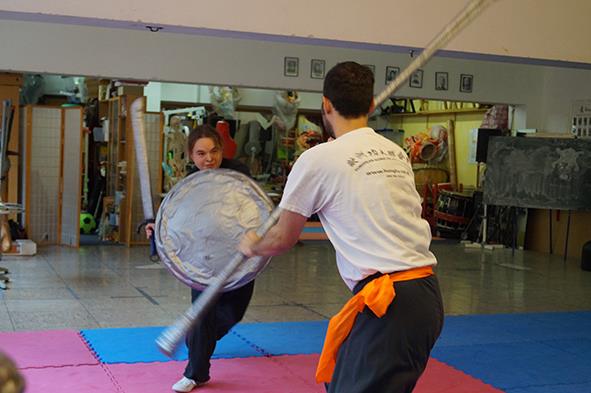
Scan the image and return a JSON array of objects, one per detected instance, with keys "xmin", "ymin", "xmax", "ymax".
[{"xmin": 172, "ymin": 376, "xmax": 201, "ymax": 392}]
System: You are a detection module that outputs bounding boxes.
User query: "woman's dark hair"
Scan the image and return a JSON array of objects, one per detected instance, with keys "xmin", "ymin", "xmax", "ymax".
[
  {"xmin": 323, "ymin": 61, "xmax": 374, "ymax": 118},
  {"xmin": 187, "ymin": 124, "xmax": 223, "ymax": 154}
]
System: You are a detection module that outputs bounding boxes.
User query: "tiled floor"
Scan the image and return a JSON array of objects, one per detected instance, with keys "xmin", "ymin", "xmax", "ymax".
[{"xmin": 0, "ymin": 240, "xmax": 590, "ymax": 332}]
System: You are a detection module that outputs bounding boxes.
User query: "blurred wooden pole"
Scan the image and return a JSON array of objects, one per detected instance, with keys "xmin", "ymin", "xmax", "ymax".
[{"xmin": 447, "ymin": 119, "xmax": 458, "ymax": 190}]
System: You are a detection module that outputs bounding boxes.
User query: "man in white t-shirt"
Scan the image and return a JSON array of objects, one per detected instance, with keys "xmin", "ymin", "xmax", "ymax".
[{"xmin": 240, "ymin": 61, "xmax": 443, "ymax": 393}]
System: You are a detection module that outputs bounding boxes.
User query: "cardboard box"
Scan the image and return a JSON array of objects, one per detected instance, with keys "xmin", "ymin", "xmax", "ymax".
[
  {"xmin": 117, "ymin": 85, "xmax": 144, "ymax": 97},
  {"xmin": 4, "ymin": 239, "xmax": 37, "ymax": 256}
]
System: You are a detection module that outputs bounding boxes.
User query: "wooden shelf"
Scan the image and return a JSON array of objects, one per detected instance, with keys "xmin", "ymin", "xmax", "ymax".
[
  {"xmin": 387, "ymin": 108, "xmax": 488, "ymax": 117},
  {"xmin": 103, "ymin": 95, "xmax": 164, "ymax": 246}
]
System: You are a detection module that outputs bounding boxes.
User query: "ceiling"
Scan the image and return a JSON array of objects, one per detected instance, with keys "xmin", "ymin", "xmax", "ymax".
[{"xmin": 0, "ymin": 0, "xmax": 590, "ymax": 67}]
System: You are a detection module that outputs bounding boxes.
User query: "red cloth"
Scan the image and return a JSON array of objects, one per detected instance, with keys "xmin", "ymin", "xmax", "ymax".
[{"xmin": 216, "ymin": 121, "xmax": 237, "ymax": 159}]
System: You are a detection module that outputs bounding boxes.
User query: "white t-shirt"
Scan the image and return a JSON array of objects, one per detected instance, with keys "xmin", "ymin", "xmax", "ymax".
[{"xmin": 279, "ymin": 127, "xmax": 437, "ymax": 290}]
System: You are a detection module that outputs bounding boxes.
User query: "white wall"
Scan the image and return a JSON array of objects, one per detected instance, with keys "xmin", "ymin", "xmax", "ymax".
[
  {"xmin": 148, "ymin": 63, "xmax": 591, "ymax": 134},
  {"xmin": 144, "ymin": 82, "xmax": 161, "ymax": 112},
  {"xmin": 1, "ymin": 19, "xmax": 590, "ymax": 132},
  {"xmin": 537, "ymin": 67, "xmax": 591, "ymax": 132}
]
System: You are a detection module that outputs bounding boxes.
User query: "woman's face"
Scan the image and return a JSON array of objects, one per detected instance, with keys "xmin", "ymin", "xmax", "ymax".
[{"xmin": 190, "ymin": 137, "xmax": 223, "ymax": 170}]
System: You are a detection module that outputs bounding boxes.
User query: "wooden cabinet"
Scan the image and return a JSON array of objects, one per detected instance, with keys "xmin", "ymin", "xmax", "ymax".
[
  {"xmin": 104, "ymin": 96, "xmax": 163, "ymax": 245},
  {"xmin": 104, "ymin": 96, "xmax": 127, "ymax": 243},
  {"xmin": 0, "ymin": 73, "xmax": 22, "ymax": 212}
]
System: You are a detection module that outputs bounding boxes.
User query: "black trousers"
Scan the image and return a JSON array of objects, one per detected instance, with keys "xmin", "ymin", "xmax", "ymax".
[
  {"xmin": 184, "ymin": 280, "xmax": 255, "ymax": 383},
  {"xmin": 327, "ymin": 275, "xmax": 443, "ymax": 393}
]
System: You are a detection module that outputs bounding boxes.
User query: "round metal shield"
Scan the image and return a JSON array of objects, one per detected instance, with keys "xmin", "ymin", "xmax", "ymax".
[{"xmin": 155, "ymin": 169, "xmax": 274, "ymax": 291}]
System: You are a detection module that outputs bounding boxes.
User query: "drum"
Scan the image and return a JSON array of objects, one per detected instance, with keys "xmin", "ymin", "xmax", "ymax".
[
  {"xmin": 419, "ymin": 142, "xmax": 437, "ymax": 161},
  {"xmin": 155, "ymin": 169, "xmax": 275, "ymax": 291},
  {"xmin": 434, "ymin": 190, "xmax": 474, "ymax": 236},
  {"xmin": 413, "ymin": 166, "xmax": 449, "ymax": 194}
]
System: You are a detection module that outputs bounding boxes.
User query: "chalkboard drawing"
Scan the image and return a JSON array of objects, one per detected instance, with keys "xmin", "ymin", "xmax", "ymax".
[
  {"xmin": 483, "ymin": 137, "xmax": 591, "ymax": 210},
  {"xmin": 552, "ymin": 148, "xmax": 583, "ymax": 181}
]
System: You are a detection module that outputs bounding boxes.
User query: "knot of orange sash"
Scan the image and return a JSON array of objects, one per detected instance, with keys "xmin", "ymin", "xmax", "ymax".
[{"xmin": 315, "ymin": 266, "xmax": 434, "ymax": 383}]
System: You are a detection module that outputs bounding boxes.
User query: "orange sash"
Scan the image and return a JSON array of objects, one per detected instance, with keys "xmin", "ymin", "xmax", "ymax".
[{"xmin": 315, "ymin": 266, "xmax": 434, "ymax": 383}]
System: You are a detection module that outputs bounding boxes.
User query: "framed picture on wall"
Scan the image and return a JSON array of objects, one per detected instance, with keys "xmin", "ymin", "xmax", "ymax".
[
  {"xmin": 310, "ymin": 59, "xmax": 326, "ymax": 79},
  {"xmin": 385, "ymin": 66, "xmax": 400, "ymax": 85},
  {"xmin": 284, "ymin": 57, "xmax": 299, "ymax": 77},
  {"xmin": 435, "ymin": 72, "xmax": 449, "ymax": 91},
  {"xmin": 460, "ymin": 74, "xmax": 474, "ymax": 93},
  {"xmin": 409, "ymin": 69, "xmax": 423, "ymax": 88}
]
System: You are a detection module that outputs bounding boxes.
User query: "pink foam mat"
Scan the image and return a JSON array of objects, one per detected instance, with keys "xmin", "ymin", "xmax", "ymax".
[
  {"xmin": 106, "ymin": 355, "xmax": 502, "ymax": 393},
  {"xmin": 270, "ymin": 354, "xmax": 503, "ymax": 393},
  {"xmin": 21, "ymin": 364, "xmax": 119, "ymax": 393},
  {"xmin": 7, "ymin": 337, "xmax": 503, "ymax": 393},
  {"xmin": 415, "ymin": 358, "xmax": 504, "ymax": 393},
  {"xmin": 107, "ymin": 357, "xmax": 324, "ymax": 393},
  {"xmin": 0, "ymin": 330, "xmax": 98, "ymax": 369},
  {"xmin": 269, "ymin": 353, "xmax": 323, "ymax": 389}
]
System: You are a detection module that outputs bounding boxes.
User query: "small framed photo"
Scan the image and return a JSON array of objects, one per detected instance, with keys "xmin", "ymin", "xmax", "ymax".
[
  {"xmin": 364, "ymin": 64, "xmax": 375, "ymax": 75},
  {"xmin": 310, "ymin": 59, "xmax": 325, "ymax": 79},
  {"xmin": 385, "ymin": 66, "xmax": 400, "ymax": 85},
  {"xmin": 284, "ymin": 57, "xmax": 299, "ymax": 77},
  {"xmin": 435, "ymin": 72, "xmax": 449, "ymax": 91},
  {"xmin": 409, "ymin": 69, "xmax": 423, "ymax": 88},
  {"xmin": 460, "ymin": 74, "xmax": 473, "ymax": 93}
]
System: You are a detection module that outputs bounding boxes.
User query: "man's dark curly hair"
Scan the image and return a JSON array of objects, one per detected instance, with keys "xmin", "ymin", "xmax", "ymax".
[{"xmin": 323, "ymin": 62, "xmax": 374, "ymax": 118}]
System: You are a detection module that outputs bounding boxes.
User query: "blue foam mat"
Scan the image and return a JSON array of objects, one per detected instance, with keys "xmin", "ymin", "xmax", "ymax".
[
  {"xmin": 437, "ymin": 311, "xmax": 591, "ymax": 347},
  {"xmin": 81, "ymin": 326, "xmax": 262, "ymax": 364},
  {"xmin": 433, "ymin": 312, "xmax": 591, "ymax": 391},
  {"xmin": 232, "ymin": 320, "xmax": 328, "ymax": 355},
  {"xmin": 432, "ymin": 340, "xmax": 591, "ymax": 389},
  {"xmin": 80, "ymin": 310, "xmax": 591, "ymax": 392},
  {"xmin": 506, "ymin": 381, "xmax": 591, "ymax": 393}
]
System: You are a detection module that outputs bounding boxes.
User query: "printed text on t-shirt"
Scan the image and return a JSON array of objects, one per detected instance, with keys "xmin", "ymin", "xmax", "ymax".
[{"xmin": 347, "ymin": 149, "xmax": 409, "ymax": 172}]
